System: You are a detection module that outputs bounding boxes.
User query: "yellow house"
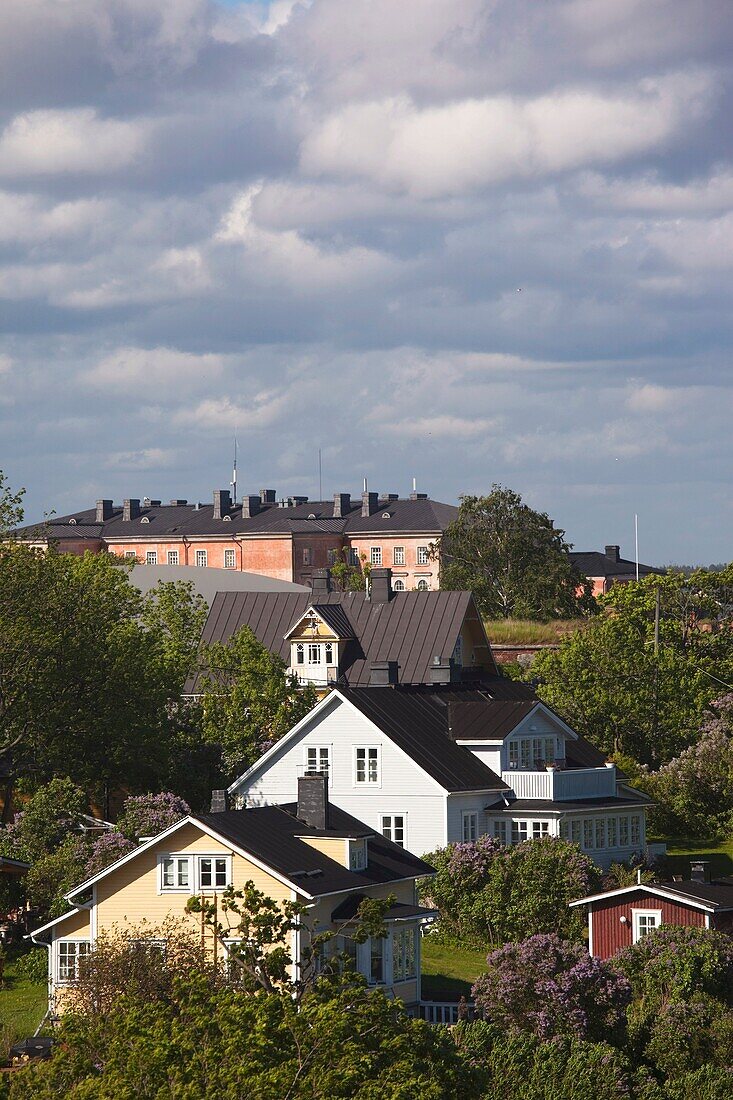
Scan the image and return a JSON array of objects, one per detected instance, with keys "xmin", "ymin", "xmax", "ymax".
[{"xmin": 30, "ymin": 774, "xmax": 435, "ymax": 1015}]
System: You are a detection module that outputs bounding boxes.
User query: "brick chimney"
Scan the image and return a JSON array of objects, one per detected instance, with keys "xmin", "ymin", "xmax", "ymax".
[
  {"xmin": 690, "ymin": 860, "xmax": 711, "ymax": 883},
  {"xmin": 241, "ymin": 495, "xmax": 260, "ymax": 518},
  {"xmin": 369, "ymin": 567, "xmax": 392, "ymax": 603},
  {"xmin": 333, "ymin": 492, "xmax": 351, "ymax": 518},
  {"xmin": 605, "ymin": 545, "xmax": 621, "ymax": 562},
  {"xmin": 95, "ymin": 499, "xmax": 113, "ymax": 523},
  {"xmin": 361, "ymin": 490, "xmax": 378, "ymax": 517},
  {"xmin": 297, "ymin": 773, "xmax": 328, "ymax": 830},
  {"xmin": 213, "ymin": 489, "xmax": 231, "ymax": 520},
  {"xmin": 169, "ymin": 499, "xmax": 188, "ymax": 506},
  {"xmin": 209, "ymin": 790, "xmax": 229, "ymax": 813},
  {"xmin": 311, "ymin": 568, "xmax": 331, "ymax": 597},
  {"xmin": 260, "ymin": 489, "xmax": 276, "ymax": 504},
  {"xmin": 123, "ymin": 498, "xmax": 140, "ymax": 522}
]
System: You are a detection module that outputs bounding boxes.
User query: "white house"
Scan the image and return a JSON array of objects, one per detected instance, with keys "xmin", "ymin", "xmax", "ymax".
[{"xmin": 229, "ymin": 687, "xmax": 652, "ymax": 868}]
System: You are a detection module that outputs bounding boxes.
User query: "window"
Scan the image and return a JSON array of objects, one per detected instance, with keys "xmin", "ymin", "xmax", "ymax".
[
  {"xmin": 583, "ymin": 820, "xmax": 594, "ymax": 849},
  {"xmin": 381, "ymin": 815, "xmax": 405, "ymax": 847},
  {"xmin": 607, "ymin": 817, "xmax": 618, "ymax": 848},
  {"xmin": 560, "ymin": 820, "xmax": 569, "ymax": 840},
  {"xmin": 167, "ymin": 549, "xmax": 179, "ymax": 565},
  {"xmin": 58, "ymin": 941, "xmax": 90, "ymax": 983},
  {"xmin": 350, "ymin": 842, "xmax": 366, "ymax": 871},
  {"xmin": 307, "ymin": 746, "xmax": 330, "ymax": 774},
  {"xmin": 493, "ymin": 820, "xmax": 508, "ymax": 844},
  {"xmin": 532, "ymin": 821, "xmax": 549, "ymax": 839},
  {"xmin": 571, "ymin": 820, "xmax": 582, "ymax": 845},
  {"xmin": 125, "ymin": 550, "xmax": 137, "ymax": 559},
  {"xmin": 462, "ymin": 811, "xmax": 478, "ymax": 842},
  {"xmin": 392, "ymin": 579, "xmax": 406, "ymax": 592},
  {"xmin": 520, "ymin": 740, "xmax": 531, "ymax": 769},
  {"xmin": 393, "ymin": 546, "xmax": 405, "ymax": 566},
  {"xmin": 416, "ymin": 579, "xmax": 429, "ymax": 591},
  {"xmin": 295, "ymin": 642, "xmax": 304, "ymax": 666},
  {"xmin": 146, "ymin": 550, "xmax": 158, "ymax": 565},
  {"xmin": 508, "ymin": 741, "xmax": 519, "ymax": 767},
  {"xmin": 633, "ymin": 910, "xmax": 662, "ymax": 943},
  {"xmin": 160, "ymin": 855, "xmax": 192, "ymax": 891},
  {"xmin": 631, "ymin": 816, "xmax": 641, "ymax": 845},
  {"xmin": 307, "ymin": 643, "xmax": 321, "ymax": 665},
  {"xmin": 327, "ymin": 548, "xmax": 338, "ymax": 565},
  {"xmin": 511, "ymin": 820, "xmax": 529, "ymax": 844},
  {"xmin": 543, "ymin": 738, "xmax": 555, "ymax": 764},
  {"xmin": 349, "ymin": 547, "xmax": 359, "ymax": 566},
  {"xmin": 417, "ymin": 545, "xmax": 429, "ymax": 565},
  {"xmin": 224, "ymin": 548, "xmax": 235, "ymax": 569},
  {"xmin": 619, "ymin": 816, "xmax": 629, "ymax": 846},
  {"xmin": 195, "ymin": 549, "xmax": 207, "ymax": 567},
  {"xmin": 355, "ymin": 747, "xmax": 380, "ymax": 784},
  {"xmin": 595, "ymin": 818, "xmax": 606, "ymax": 849},
  {"xmin": 198, "ymin": 856, "xmax": 230, "ymax": 890},
  {"xmin": 302, "ymin": 547, "xmax": 312, "ymax": 566},
  {"xmin": 370, "ymin": 546, "xmax": 382, "ymax": 566},
  {"xmin": 369, "ymin": 936, "xmax": 385, "ymax": 984},
  {"xmin": 324, "ymin": 641, "xmax": 334, "ymax": 665},
  {"xmin": 392, "ymin": 927, "xmax": 417, "ymax": 981}
]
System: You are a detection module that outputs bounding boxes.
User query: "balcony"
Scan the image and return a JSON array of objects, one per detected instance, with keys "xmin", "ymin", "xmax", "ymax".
[{"xmin": 502, "ymin": 764, "xmax": 616, "ymax": 801}]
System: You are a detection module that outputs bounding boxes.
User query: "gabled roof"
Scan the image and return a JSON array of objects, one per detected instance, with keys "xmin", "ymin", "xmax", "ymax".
[
  {"xmin": 569, "ymin": 550, "xmax": 663, "ymax": 580},
  {"xmin": 0, "ymin": 855, "xmax": 30, "ymax": 873},
  {"xmin": 571, "ymin": 877, "xmax": 733, "ymax": 912},
  {"xmin": 189, "ymin": 589, "xmax": 498, "ymax": 689},
  {"xmin": 283, "ymin": 604, "xmax": 355, "ymax": 641}
]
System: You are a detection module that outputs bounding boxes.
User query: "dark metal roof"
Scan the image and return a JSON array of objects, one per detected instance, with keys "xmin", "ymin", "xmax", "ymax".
[
  {"xmin": 191, "ymin": 589, "xmax": 497, "ymax": 688},
  {"xmin": 194, "ymin": 802, "xmax": 433, "ymax": 897},
  {"xmin": 0, "ymin": 855, "xmax": 31, "ymax": 873},
  {"xmin": 495, "ymin": 792, "xmax": 652, "ymax": 812},
  {"xmin": 569, "ymin": 550, "xmax": 663, "ymax": 579},
  {"xmin": 651, "ymin": 878, "xmax": 733, "ymax": 910},
  {"xmin": 309, "ymin": 604, "xmax": 355, "ymax": 639},
  {"xmin": 331, "ymin": 895, "xmax": 436, "ymax": 921},
  {"xmin": 340, "ymin": 687, "xmax": 508, "ymax": 793},
  {"xmin": 449, "ymin": 700, "xmax": 538, "ymax": 741}
]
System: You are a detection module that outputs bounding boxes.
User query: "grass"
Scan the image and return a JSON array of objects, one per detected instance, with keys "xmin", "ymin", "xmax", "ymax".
[
  {"xmin": 663, "ymin": 836, "xmax": 733, "ymax": 879},
  {"xmin": 421, "ymin": 938, "xmax": 486, "ymax": 1000},
  {"xmin": 0, "ymin": 948, "xmax": 47, "ymax": 1049},
  {"xmin": 483, "ymin": 619, "xmax": 587, "ymax": 646}
]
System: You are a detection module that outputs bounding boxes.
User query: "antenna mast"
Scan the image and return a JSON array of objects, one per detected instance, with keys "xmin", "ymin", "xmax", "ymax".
[{"xmin": 231, "ymin": 437, "xmax": 238, "ymax": 505}]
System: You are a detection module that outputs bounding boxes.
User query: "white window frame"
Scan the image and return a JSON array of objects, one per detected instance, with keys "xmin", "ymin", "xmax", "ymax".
[
  {"xmin": 492, "ymin": 819, "xmax": 508, "ymax": 844},
  {"xmin": 195, "ymin": 549, "xmax": 208, "ymax": 567},
  {"xmin": 511, "ymin": 820, "xmax": 529, "ymax": 844},
  {"xmin": 167, "ymin": 549, "xmax": 179, "ymax": 565},
  {"xmin": 532, "ymin": 820, "xmax": 549, "ymax": 839},
  {"xmin": 224, "ymin": 548, "xmax": 236, "ymax": 569},
  {"xmin": 415, "ymin": 578, "xmax": 429, "ymax": 591},
  {"xmin": 349, "ymin": 547, "xmax": 360, "ymax": 566},
  {"xmin": 392, "ymin": 925, "xmax": 417, "ymax": 982},
  {"xmin": 381, "ymin": 814, "xmax": 406, "ymax": 848},
  {"xmin": 146, "ymin": 550, "xmax": 158, "ymax": 565},
  {"xmin": 57, "ymin": 939, "xmax": 90, "ymax": 984},
  {"xmin": 307, "ymin": 643, "xmax": 321, "ymax": 665},
  {"xmin": 124, "ymin": 550, "xmax": 137, "ymax": 559},
  {"xmin": 632, "ymin": 908, "xmax": 662, "ymax": 943},
  {"xmin": 571, "ymin": 820, "xmax": 582, "ymax": 844},
  {"xmin": 370, "ymin": 546, "xmax": 382, "ymax": 566},
  {"xmin": 368, "ymin": 935, "xmax": 385, "ymax": 985},
  {"xmin": 583, "ymin": 819, "xmax": 594, "ymax": 849},
  {"xmin": 306, "ymin": 745, "xmax": 331, "ymax": 775},
  {"xmin": 324, "ymin": 641, "xmax": 334, "ymax": 665},
  {"xmin": 349, "ymin": 841, "xmax": 367, "ymax": 871},
  {"xmin": 619, "ymin": 815, "xmax": 629, "ymax": 846},
  {"xmin": 159, "ymin": 854, "xmax": 193, "ymax": 893},
  {"xmin": 354, "ymin": 746, "xmax": 380, "ymax": 786},
  {"xmin": 393, "ymin": 546, "xmax": 405, "ymax": 566},
  {"xmin": 607, "ymin": 816, "xmax": 618, "ymax": 848},
  {"xmin": 462, "ymin": 810, "xmax": 479, "ymax": 842},
  {"xmin": 392, "ymin": 579, "xmax": 406, "ymax": 592},
  {"xmin": 416, "ymin": 545, "xmax": 429, "ymax": 565},
  {"xmin": 196, "ymin": 854, "xmax": 232, "ymax": 892},
  {"xmin": 295, "ymin": 642, "xmax": 305, "ymax": 666},
  {"xmin": 630, "ymin": 815, "xmax": 641, "ymax": 846}
]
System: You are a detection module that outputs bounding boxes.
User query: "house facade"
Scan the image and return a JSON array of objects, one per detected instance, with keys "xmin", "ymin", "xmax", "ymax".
[
  {"xmin": 15, "ymin": 488, "xmax": 456, "ymax": 591},
  {"xmin": 30, "ymin": 776, "xmax": 435, "ymax": 1015},
  {"xmin": 229, "ymin": 687, "xmax": 651, "ymax": 868},
  {"xmin": 569, "ymin": 545, "xmax": 664, "ymax": 598},
  {"xmin": 570, "ymin": 863, "xmax": 733, "ymax": 958}
]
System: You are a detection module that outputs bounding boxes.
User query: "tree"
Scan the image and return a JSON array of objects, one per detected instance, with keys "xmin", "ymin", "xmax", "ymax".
[
  {"xmin": 329, "ymin": 548, "xmax": 371, "ymax": 592},
  {"xmin": 532, "ymin": 568, "xmax": 733, "ymax": 764},
  {"xmin": 471, "ymin": 933, "xmax": 631, "ymax": 1043},
  {"xmin": 0, "ymin": 469, "xmax": 24, "ymax": 537},
  {"xmin": 199, "ymin": 626, "xmax": 318, "ymax": 776},
  {"xmin": 115, "ymin": 791, "xmax": 191, "ymax": 841},
  {"xmin": 437, "ymin": 486, "xmax": 595, "ymax": 619}
]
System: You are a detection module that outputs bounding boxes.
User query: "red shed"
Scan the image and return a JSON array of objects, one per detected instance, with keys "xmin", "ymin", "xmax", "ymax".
[{"xmin": 570, "ymin": 863, "xmax": 733, "ymax": 959}]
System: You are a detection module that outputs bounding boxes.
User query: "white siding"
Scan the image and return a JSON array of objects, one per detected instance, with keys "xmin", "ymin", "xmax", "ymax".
[
  {"xmin": 235, "ymin": 696, "xmax": 450, "ymax": 858},
  {"xmin": 446, "ymin": 793, "xmax": 493, "ymax": 844}
]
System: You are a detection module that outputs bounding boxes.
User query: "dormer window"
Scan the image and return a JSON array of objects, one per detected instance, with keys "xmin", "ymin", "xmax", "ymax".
[{"xmin": 349, "ymin": 839, "xmax": 367, "ymax": 871}]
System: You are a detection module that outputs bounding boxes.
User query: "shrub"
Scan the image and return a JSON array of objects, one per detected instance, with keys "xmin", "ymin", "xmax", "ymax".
[
  {"xmin": 14, "ymin": 947, "xmax": 48, "ymax": 985},
  {"xmin": 115, "ymin": 792, "xmax": 190, "ymax": 842}
]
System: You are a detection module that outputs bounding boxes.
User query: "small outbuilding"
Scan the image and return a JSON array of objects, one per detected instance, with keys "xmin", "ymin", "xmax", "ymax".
[{"xmin": 570, "ymin": 862, "xmax": 733, "ymax": 958}]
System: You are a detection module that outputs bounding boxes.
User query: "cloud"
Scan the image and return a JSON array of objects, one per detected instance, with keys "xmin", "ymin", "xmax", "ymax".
[
  {"xmin": 173, "ymin": 392, "xmax": 290, "ymax": 431},
  {"xmin": 0, "ymin": 108, "xmax": 148, "ymax": 177},
  {"xmin": 576, "ymin": 169, "xmax": 733, "ymax": 213},
  {"xmin": 104, "ymin": 447, "xmax": 178, "ymax": 471},
  {"xmin": 300, "ymin": 73, "xmax": 712, "ymax": 196},
  {"xmin": 626, "ymin": 382, "xmax": 681, "ymax": 413},
  {"xmin": 84, "ymin": 347, "xmax": 224, "ymax": 395}
]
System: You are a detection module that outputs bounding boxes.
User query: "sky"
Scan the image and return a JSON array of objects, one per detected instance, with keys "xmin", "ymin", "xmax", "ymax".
[{"xmin": 1, "ymin": 0, "xmax": 732, "ymax": 565}]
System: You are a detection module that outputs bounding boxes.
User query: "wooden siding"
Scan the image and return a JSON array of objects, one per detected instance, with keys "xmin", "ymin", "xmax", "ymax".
[
  {"xmin": 52, "ymin": 908, "xmax": 92, "ymax": 938},
  {"xmin": 590, "ymin": 890, "xmax": 706, "ymax": 958},
  {"xmin": 299, "ymin": 836, "xmax": 349, "ymax": 867}
]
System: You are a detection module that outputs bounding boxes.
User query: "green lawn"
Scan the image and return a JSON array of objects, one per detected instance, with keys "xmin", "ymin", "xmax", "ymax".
[
  {"xmin": 421, "ymin": 938, "xmax": 486, "ymax": 1000},
  {"xmin": 0, "ymin": 949, "xmax": 47, "ymax": 1050},
  {"xmin": 663, "ymin": 837, "xmax": 733, "ymax": 879}
]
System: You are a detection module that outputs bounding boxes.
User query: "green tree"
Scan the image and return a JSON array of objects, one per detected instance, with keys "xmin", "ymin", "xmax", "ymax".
[
  {"xmin": 0, "ymin": 469, "xmax": 24, "ymax": 536},
  {"xmin": 330, "ymin": 548, "xmax": 371, "ymax": 591},
  {"xmin": 437, "ymin": 486, "xmax": 595, "ymax": 619},
  {"xmin": 199, "ymin": 626, "xmax": 318, "ymax": 775},
  {"xmin": 139, "ymin": 580, "xmax": 208, "ymax": 690},
  {"xmin": 532, "ymin": 568, "xmax": 733, "ymax": 764}
]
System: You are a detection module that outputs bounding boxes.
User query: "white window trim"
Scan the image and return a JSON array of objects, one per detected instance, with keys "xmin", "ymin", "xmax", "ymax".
[
  {"xmin": 461, "ymin": 810, "xmax": 479, "ymax": 842},
  {"xmin": 196, "ymin": 853, "xmax": 233, "ymax": 892},
  {"xmin": 195, "ymin": 549, "xmax": 208, "ymax": 567},
  {"xmin": 380, "ymin": 813, "xmax": 407, "ymax": 848},
  {"xmin": 632, "ymin": 908, "xmax": 663, "ymax": 943},
  {"xmin": 224, "ymin": 549, "xmax": 236, "ymax": 569},
  {"xmin": 146, "ymin": 551, "xmax": 158, "ymax": 565},
  {"xmin": 416, "ymin": 545, "xmax": 430, "ymax": 565},
  {"xmin": 305, "ymin": 744, "xmax": 331, "ymax": 776},
  {"xmin": 370, "ymin": 546, "xmax": 382, "ymax": 566},
  {"xmin": 167, "ymin": 550, "xmax": 179, "ymax": 565},
  {"xmin": 158, "ymin": 853, "xmax": 194, "ymax": 893},
  {"xmin": 393, "ymin": 546, "xmax": 405, "ymax": 566},
  {"xmin": 353, "ymin": 745, "xmax": 381, "ymax": 787},
  {"xmin": 56, "ymin": 939, "xmax": 91, "ymax": 984}
]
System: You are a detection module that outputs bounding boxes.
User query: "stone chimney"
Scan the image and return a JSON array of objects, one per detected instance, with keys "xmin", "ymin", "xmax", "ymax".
[
  {"xmin": 209, "ymin": 790, "xmax": 229, "ymax": 813},
  {"xmin": 311, "ymin": 568, "xmax": 331, "ymax": 598},
  {"xmin": 123, "ymin": 498, "xmax": 140, "ymax": 522},
  {"xmin": 213, "ymin": 489, "xmax": 231, "ymax": 520},
  {"xmin": 333, "ymin": 492, "xmax": 351, "ymax": 518},
  {"xmin": 95, "ymin": 499, "xmax": 113, "ymax": 523},
  {"xmin": 169, "ymin": 499, "xmax": 188, "ymax": 506},
  {"xmin": 260, "ymin": 489, "xmax": 276, "ymax": 504},
  {"xmin": 410, "ymin": 491, "xmax": 428, "ymax": 500},
  {"xmin": 241, "ymin": 495, "xmax": 260, "ymax": 518},
  {"xmin": 429, "ymin": 656, "xmax": 453, "ymax": 685},
  {"xmin": 369, "ymin": 660, "xmax": 398, "ymax": 687},
  {"xmin": 605, "ymin": 545, "xmax": 621, "ymax": 562},
  {"xmin": 361, "ymin": 491, "xmax": 378, "ymax": 517},
  {"xmin": 369, "ymin": 567, "xmax": 392, "ymax": 603},
  {"xmin": 690, "ymin": 860, "xmax": 711, "ymax": 883},
  {"xmin": 297, "ymin": 772, "xmax": 328, "ymax": 830}
]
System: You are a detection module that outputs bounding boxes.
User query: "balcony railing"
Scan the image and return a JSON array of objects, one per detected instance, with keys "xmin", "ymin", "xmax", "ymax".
[{"xmin": 502, "ymin": 765, "xmax": 616, "ymax": 801}]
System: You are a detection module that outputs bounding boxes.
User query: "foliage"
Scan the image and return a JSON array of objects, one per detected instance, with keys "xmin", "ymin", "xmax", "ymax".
[
  {"xmin": 663, "ymin": 1065, "xmax": 733, "ymax": 1100},
  {"xmin": 532, "ymin": 568, "xmax": 733, "ymax": 764},
  {"xmin": 602, "ymin": 852, "xmax": 658, "ymax": 889},
  {"xmin": 0, "ymin": 470, "xmax": 24, "ymax": 536},
  {"xmin": 13, "ymin": 947, "xmax": 47, "ymax": 985},
  {"xmin": 10, "ymin": 975, "xmax": 480, "ymax": 1099},
  {"xmin": 421, "ymin": 835, "xmax": 601, "ymax": 947},
  {"xmin": 614, "ymin": 924, "xmax": 733, "ymax": 1008},
  {"xmin": 199, "ymin": 626, "xmax": 318, "ymax": 775},
  {"xmin": 115, "ymin": 791, "xmax": 190, "ymax": 841},
  {"xmin": 438, "ymin": 486, "xmax": 596, "ymax": 619},
  {"xmin": 138, "ymin": 580, "xmax": 208, "ymax": 690},
  {"xmin": 81, "ymin": 832, "xmax": 135, "ymax": 880},
  {"xmin": 0, "ymin": 778, "xmax": 86, "ymax": 863},
  {"xmin": 329, "ymin": 548, "xmax": 371, "ymax": 592},
  {"xmin": 472, "ymin": 933, "xmax": 631, "ymax": 1043},
  {"xmin": 25, "ymin": 837, "xmax": 87, "ymax": 917}
]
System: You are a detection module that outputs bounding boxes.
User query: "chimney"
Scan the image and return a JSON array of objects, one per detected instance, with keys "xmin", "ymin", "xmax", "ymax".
[
  {"xmin": 690, "ymin": 860, "xmax": 710, "ymax": 884},
  {"xmin": 290, "ymin": 496, "xmax": 309, "ymax": 507},
  {"xmin": 387, "ymin": 493, "xmax": 399, "ymax": 501},
  {"xmin": 260, "ymin": 489, "xmax": 276, "ymax": 505},
  {"xmin": 169, "ymin": 499, "xmax": 188, "ymax": 506},
  {"xmin": 370, "ymin": 567, "xmax": 392, "ymax": 603},
  {"xmin": 209, "ymin": 789, "xmax": 229, "ymax": 813},
  {"xmin": 95, "ymin": 499, "xmax": 113, "ymax": 523},
  {"xmin": 429, "ymin": 656, "xmax": 453, "ymax": 685},
  {"xmin": 297, "ymin": 773, "xmax": 328, "ymax": 830},
  {"xmin": 410, "ymin": 492, "xmax": 428, "ymax": 500},
  {"xmin": 369, "ymin": 660, "xmax": 398, "ymax": 687},
  {"xmin": 605, "ymin": 545, "xmax": 621, "ymax": 562},
  {"xmin": 361, "ymin": 491, "xmax": 378, "ymax": 517},
  {"xmin": 123, "ymin": 498, "xmax": 140, "ymax": 522},
  {"xmin": 241, "ymin": 495, "xmax": 260, "ymax": 518},
  {"xmin": 311, "ymin": 568, "xmax": 331, "ymax": 597},
  {"xmin": 333, "ymin": 492, "xmax": 351, "ymax": 518},
  {"xmin": 213, "ymin": 489, "xmax": 231, "ymax": 520}
]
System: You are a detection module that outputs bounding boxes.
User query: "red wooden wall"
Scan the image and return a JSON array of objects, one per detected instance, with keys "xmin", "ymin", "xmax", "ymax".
[{"xmin": 590, "ymin": 890, "xmax": 706, "ymax": 958}]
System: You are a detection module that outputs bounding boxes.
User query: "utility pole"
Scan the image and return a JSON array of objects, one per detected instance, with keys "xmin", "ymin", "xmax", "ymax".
[
  {"xmin": 654, "ymin": 586, "xmax": 660, "ymax": 657},
  {"xmin": 634, "ymin": 513, "xmax": 639, "ymax": 582}
]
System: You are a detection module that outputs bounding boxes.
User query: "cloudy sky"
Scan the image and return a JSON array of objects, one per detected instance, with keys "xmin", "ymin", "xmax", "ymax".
[{"xmin": 2, "ymin": 0, "xmax": 732, "ymax": 564}]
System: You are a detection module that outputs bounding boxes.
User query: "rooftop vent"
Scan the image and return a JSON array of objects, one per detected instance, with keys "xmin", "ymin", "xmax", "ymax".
[
  {"xmin": 690, "ymin": 860, "xmax": 711, "ymax": 884},
  {"xmin": 382, "ymin": 512, "xmax": 391, "ymax": 519},
  {"xmin": 311, "ymin": 568, "xmax": 331, "ymax": 597},
  {"xmin": 308, "ymin": 513, "xmax": 317, "ymax": 520},
  {"xmin": 429, "ymin": 656, "xmax": 453, "ymax": 685},
  {"xmin": 369, "ymin": 661, "xmax": 398, "ymax": 687},
  {"xmin": 68, "ymin": 517, "xmax": 77, "ymax": 525},
  {"xmin": 140, "ymin": 516, "xmax": 150, "ymax": 524}
]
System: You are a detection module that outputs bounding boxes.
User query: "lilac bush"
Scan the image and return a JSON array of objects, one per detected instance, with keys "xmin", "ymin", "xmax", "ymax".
[
  {"xmin": 472, "ymin": 933, "xmax": 631, "ymax": 1043},
  {"xmin": 614, "ymin": 925, "xmax": 733, "ymax": 1006},
  {"xmin": 83, "ymin": 831, "xmax": 136, "ymax": 879},
  {"xmin": 116, "ymin": 792, "xmax": 191, "ymax": 842}
]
